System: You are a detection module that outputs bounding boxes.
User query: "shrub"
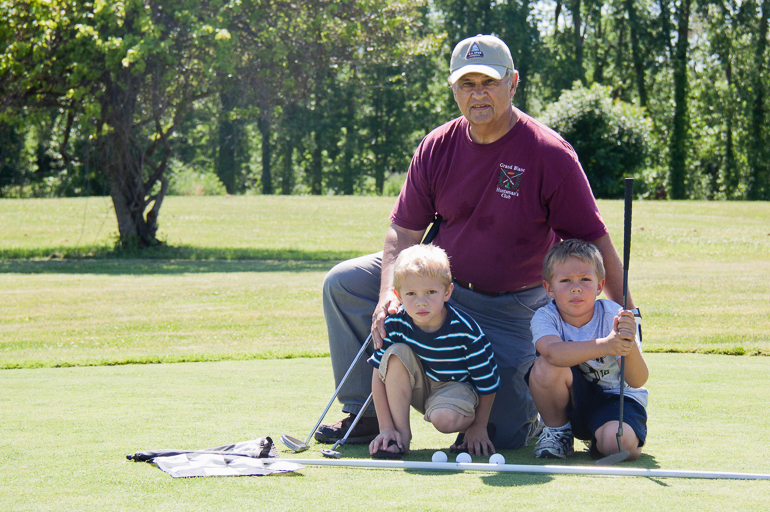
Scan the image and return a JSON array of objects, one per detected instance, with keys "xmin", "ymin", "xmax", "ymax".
[
  {"xmin": 541, "ymin": 83, "xmax": 652, "ymax": 199},
  {"xmin": 168, "ymin": 163, "xmax": 227, "ymax": 196}
]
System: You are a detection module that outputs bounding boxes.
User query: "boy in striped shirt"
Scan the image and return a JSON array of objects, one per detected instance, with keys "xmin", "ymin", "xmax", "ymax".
[{"xmin": 367, "ymin": 244, "xmax": 500, "ymax": 459}]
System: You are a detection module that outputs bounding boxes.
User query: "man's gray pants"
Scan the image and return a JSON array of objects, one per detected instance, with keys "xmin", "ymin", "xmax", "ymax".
[{"xmin": 322, "ymin": 252, "xmax": 550, "ymax": 450}]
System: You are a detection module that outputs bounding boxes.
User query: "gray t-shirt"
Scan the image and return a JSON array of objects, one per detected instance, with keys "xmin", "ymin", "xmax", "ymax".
[{"xmin": 530, "ymin": 299, "xmax": 648, "ymax": 408}]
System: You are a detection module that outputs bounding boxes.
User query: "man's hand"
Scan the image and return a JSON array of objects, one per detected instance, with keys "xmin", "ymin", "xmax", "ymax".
[
  {"xmin": 372, "ymin": 290, "xmax": 401, "ymax": 350},
  {"xmin": 375, "ymin": 223, "xmax": 424, "ymax": 349}
]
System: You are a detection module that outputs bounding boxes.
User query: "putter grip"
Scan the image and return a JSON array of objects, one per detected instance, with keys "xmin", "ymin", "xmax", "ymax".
[
  {"xmin": 622, "ymin": 178, "xmax": 634, "ymax": 309},
  {"xmin": 422, "ymin": 214, "xmax": 442, "ymax": 245}
]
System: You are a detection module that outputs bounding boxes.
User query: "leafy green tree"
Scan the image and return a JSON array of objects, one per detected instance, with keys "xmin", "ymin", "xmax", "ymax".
[
  {"xmin": 1, "ymin": 0, "xmax": 231, "ymax": 246},
  {"xmin": 692, "ymin": 0, "xmax": 750, "ymax": 199},
  {"xmin": 541, "ymin": 83, "xmax": 652, "ymax": 198}
]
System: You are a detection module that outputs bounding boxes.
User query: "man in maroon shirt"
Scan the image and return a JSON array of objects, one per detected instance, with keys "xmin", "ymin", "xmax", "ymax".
[{"xmin": 316, "ymin": 34, "xmax": 634, "ymax": 455}]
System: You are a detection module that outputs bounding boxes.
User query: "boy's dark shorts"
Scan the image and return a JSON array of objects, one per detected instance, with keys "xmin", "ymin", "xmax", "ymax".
[{"xmin": 526, "ymin": 363, "xmax": 647, "ymax": 459}]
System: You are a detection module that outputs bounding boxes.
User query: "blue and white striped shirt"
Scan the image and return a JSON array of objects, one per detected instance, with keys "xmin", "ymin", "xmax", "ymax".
[{"xmin": 368, "ymin": 304, "xmax": 500, "ymax": 395}]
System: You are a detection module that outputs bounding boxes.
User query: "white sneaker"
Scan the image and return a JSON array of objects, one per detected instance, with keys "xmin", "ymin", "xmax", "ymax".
[{"xmin": 534, "ymin": 426, "xmax": 575, "ymax": 459}]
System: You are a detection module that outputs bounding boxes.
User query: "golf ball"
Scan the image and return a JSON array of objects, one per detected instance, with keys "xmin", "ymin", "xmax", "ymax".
[
  {"xmin": 489, "ymin": 453, "xmax": 505, "ymax": 465},
  {"xmin": 455, "ymin": 452, "xmax": 472, "ymax": 463},
  {"xmin": 432, "ymin": 451, "xmax": 448, "ymax": 463}
]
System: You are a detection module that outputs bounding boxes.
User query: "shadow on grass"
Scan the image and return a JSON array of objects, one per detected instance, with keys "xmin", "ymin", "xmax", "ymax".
[
  {"xmin": 1, "ymin": 349, "xmax": 332, "ymax": 370},
  {"xmin": 478, "ymin": 452, "xmax": 661, "ymax": 487},
  {"xmin": 400, "ymin": 448, "xmax": 554, "ymax": 486},
  {"xmin": 0, "ymin": 244, "xmax": 366, "ymax": 263},
  {"xmin": 0, "ymin": 258, "xmax": 341, "ymax": 276},
  {"xmin": 270, "ymin": 445, "xmax": 663, "ymax": 487}
]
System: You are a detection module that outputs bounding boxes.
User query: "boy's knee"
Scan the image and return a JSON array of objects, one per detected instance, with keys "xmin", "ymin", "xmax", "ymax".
[
  {"xmin": 380, "ymin": 347, "xmax": 414, "ymax": 386},
  {"xmin": 429, "ymin": 407, "xmax": 472, "ymax": 434},
  {"xmin": 595, "ymin": 422, "xmax": 641, "ymax": 459},
  {"xmin": 529, "ymin": 357, "xmax": 569, "ymax": 386}
]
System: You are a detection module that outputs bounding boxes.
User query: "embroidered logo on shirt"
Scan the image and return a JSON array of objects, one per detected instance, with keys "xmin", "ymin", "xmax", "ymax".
[
  {"xmin": 466, "ymin": 42, "xmax": 484, "ymax": 59},
  {"xmin": 496, "ymin": 163, "xmax": 524, "ymax": 199}
]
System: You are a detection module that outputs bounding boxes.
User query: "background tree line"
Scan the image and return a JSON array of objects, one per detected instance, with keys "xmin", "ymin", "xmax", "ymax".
[{"xmin": 1, "ymin": 0, "xmax": 768, "ymax": 246}]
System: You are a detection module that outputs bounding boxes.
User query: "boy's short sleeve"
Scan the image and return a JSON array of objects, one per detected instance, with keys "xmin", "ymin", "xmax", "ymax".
[{"xmin": 530, "ymin": 303, "xmax": 562, "ymax": 346}]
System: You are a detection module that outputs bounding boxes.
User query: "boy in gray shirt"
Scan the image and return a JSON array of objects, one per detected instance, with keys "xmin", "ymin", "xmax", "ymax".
[{"xmin": 527, "ymin": 239, "xmax": 649, "ymax": 460}]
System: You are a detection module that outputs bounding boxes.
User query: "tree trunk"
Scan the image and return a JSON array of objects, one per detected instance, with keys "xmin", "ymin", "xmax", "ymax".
[
  {"xmin": 0, "ymin": 120, "xmax": 23, "ymax": 191},
  {"xmin": 592, "ymin": 10, "xmax": 604, "ymax": 84},
  {"xmin": 257, "ymin": 114, "xmax": 273, "ymax": 195},
  {"xmin": 658, "ymin": 0, "xmax": 674, "ymax": 59},
  {"xmin": 281, "ymin": 138, "xmax": 294, "ymax": 195},
  {"xmin": 341, "ymin": 90, "xmax": 356, "ymax": 195},
  {"xmin": 310, "ymin": 129, "xmax": 323, "ymax": 195},
  {"xmin": 571, "ymin": 0, "xmax": 586, "ymax": 85},
  {"xmin": 748, "ymin": 0, "xmax": 769, "ymax": 200},
  {"xmin": 723, "ymin": 33, "xmax": 738, "ymax": 197},
  {"xmin": 626, "ymin": 0, "xmax": 649, "ymax": 109},
  {"xmin": 669, "ymin": 0, "xmax": 690, "ymax": 199},
  {"xmin": 505, "ymin": 0, "xmax": 534, "ymax": 112},
  {"xmin": 217, "ymin": 90, "xmax": 238, "ymax": 194},
  {"xmin": 279, "ymin": 103, "xmax": 298, "ymax": 195},
  {"xmin": 373, "ymin": 91, "xmax": 385, "ymax": 195},
  {"xmin": 101, "ymin": 77, "xmax": 166, "ymax": 247}
]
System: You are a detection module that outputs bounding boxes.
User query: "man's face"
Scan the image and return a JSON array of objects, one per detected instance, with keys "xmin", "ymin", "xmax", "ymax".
[{"xmin": 451, "ymin": 72, "xmax": 515, "ymax": 130}]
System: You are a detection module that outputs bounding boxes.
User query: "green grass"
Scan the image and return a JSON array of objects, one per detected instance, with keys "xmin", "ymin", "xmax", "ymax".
[
  {"xmin": 1, "ymin": 197, "xmax": 769, "ymax": 367},
  {"xmin": 1, "ymin": 197, "xmax": 770, "ymax": 510},
  {"xmin": 1, "ymin": 354, "xmax": 769, "ymax": 511},
  {"xmin": 1, "ymin": 260, "xmax": 330, "ymax": 368},
  {"xmin": 0, "ymin": 196, "xmax": 395, "ymax": 259}
]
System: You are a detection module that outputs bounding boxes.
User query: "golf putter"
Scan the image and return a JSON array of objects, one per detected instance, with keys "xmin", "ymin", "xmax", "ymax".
[
  {"xmin": 596, "ymin": 178, "xmax": 634, "ymax": 466},
  {"xmin": 284, "ymin": 213, "xmax": 442, "ymax": 453},
  {"xmin": 422, "ymin": 214, "xmax": 442, "ymax": 245},
  {"xmin": 281, "ymin": 333, "xmax": 373, "ymax": 452},
  {"xmin": 320, "ymin": 392, "xmax": 374, "ymax": 458}
]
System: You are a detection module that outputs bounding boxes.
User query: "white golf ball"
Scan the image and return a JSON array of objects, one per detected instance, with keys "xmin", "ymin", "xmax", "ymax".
[
  {"xmin": 455, "ymin": 452, "xmax": 472, "ymax": 463},
  {"xmin": 431, "ymin": 451, "xmax": 448, "ymax": 463},
  {"xmin": 489, "ymin": 453, "xmax": 505, "ymax": 465}
]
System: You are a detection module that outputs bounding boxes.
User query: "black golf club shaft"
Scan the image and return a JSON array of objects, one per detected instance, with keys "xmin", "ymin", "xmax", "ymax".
[{"xmin": 617, "ymin": 177, "xmax": 634, "ymax": 452}]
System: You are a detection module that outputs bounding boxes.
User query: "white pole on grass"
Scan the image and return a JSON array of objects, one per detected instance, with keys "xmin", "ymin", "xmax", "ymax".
[{"xmin": 277, "ymin": 458, "xmax": 770, "ymax": 481}]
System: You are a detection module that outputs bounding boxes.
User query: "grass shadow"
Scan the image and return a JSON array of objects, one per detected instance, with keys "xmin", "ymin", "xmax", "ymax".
[
  {"xmin": 478, "ymin": 452, "xmax": 662, "ymax": 487},
  {"xmin": 0, "ymin": 244, "xmax": 367, "ymax": 262},
  {"xmin": 397, "ymin": 449, "xmax": 554, "ymax": 486},
  {"xmin": 0, "ymin": 258, "xmax": 339, "ymax": 275},
  {"xmin": 480, "ymin": 472, "xmax": 554, "ymax": 486}
]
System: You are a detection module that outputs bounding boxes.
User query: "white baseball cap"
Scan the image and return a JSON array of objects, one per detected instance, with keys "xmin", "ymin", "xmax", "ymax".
[{"xmin": 448, "ymin": 34, "xmax": 515, "ymax": 84}]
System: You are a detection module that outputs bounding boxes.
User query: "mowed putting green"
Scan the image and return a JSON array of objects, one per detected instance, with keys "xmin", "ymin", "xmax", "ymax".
[
  {"xmin": 1, "ymin": 355, "xmax": 769, "ymax": 511},
  {"xmin": 1, "ymin": 197, "xmax": 769, "ymax": 510}
]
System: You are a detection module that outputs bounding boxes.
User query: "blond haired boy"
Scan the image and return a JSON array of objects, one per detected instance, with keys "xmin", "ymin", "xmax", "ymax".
[
  {"xmin": 527, "ymin": 239, "xmax": 649, "ymax": 460},
  {"xmin": 367, "ymin": 244, "xmax": 499, "ymax": 458}
]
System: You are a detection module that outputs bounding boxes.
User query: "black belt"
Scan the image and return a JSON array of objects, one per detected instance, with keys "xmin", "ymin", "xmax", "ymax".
[{"xmin": 453, "ymin": 279, "xmax": 514, "ymax": 297}]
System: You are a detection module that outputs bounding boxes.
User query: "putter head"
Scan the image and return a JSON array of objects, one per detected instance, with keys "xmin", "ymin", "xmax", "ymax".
[
  {"xmin": 280, "ymin": 435, "xmax": 309, "ymax": 453},
  {"xmin": 595, "ymin": 450, "xmax": 630, "ymax": 466},
  {"xmin": 320, "ymin": 448, "xmax": 341, "ymax": 459}
]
